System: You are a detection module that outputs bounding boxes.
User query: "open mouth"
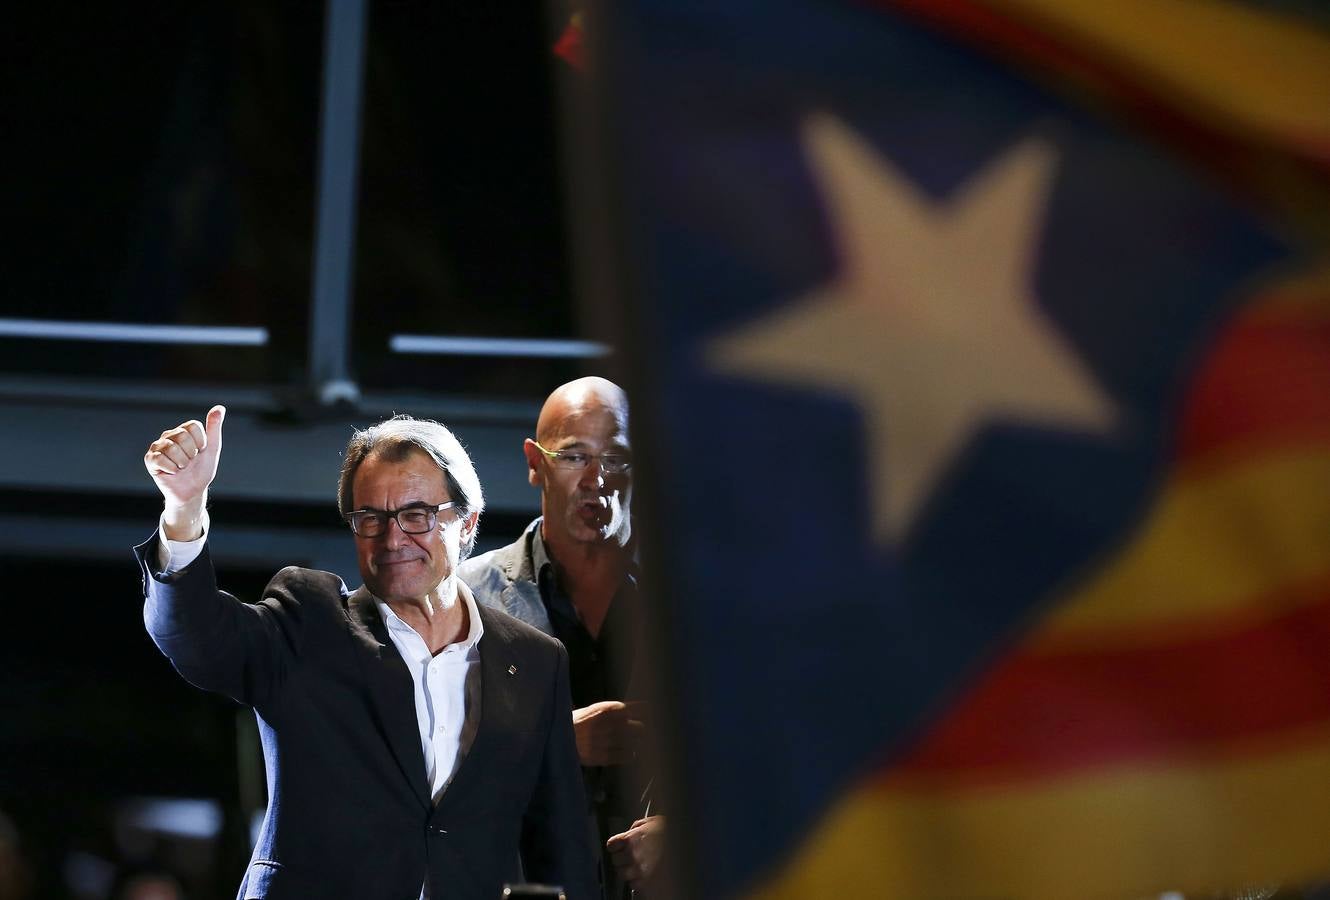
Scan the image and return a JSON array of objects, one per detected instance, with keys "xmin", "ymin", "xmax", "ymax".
[{"xmin": 577, "ymin": 498, "xmax": 608, "ymax": 522}]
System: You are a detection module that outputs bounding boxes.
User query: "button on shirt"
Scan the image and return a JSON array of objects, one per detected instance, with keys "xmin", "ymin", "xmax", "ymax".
[{"xmin": 374, "ymin": 586, "xmax": 484, "ymax": 804}]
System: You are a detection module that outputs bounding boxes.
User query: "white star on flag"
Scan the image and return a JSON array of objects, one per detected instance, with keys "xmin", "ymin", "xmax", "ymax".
[{"xmin": 707, "ymin": 112, "xmax": 1117, "ymax": 543}]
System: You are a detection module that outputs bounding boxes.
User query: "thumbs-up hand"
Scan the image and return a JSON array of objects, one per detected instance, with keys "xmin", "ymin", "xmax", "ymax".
[{"xmin": 144, "ymin": 405, "xmax": 226, "ymax": 540}]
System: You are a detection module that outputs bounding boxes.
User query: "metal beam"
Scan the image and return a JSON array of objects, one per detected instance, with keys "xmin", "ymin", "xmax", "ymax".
[
  {"xmin": 0, "ymin": 319, "xmax": 267, "ymax": 345},
  {"xmin": 389, "ymin": 334, "xmax": 610, "ymax": 358},
  {"xmin": 308, "ymin": 0, "xmax": 369, "ymax": 406},
  {"xmin": 0, "ymin": 395, "xmax": 540, "ymax": 516}
]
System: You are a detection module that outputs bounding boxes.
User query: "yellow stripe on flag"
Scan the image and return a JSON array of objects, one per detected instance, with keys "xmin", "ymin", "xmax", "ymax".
[
  {"xmin": 988, "ymin": 0, "xmax": 1330, "ymax": 153},
  {"xmin": 747, "ymin": 726, "xmax": 1330, "ymax": 900},
  {"xmin": 1033, "ymin": 447, "xmax": 1330, "ymax": 649}
]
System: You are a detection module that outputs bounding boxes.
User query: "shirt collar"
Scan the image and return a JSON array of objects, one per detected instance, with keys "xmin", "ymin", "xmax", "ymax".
[
  {"xmin": 453, "ymin": 579, "xmax": 485, "ymax": 650},
  {"xmin": 530, "ymin": 518, "xmax": 555, "ymax": 582},
  {"xmin": 530, "ymin": 517, "xmax": 643, "ymax": 589},
  {"xmin": 374, "ymin": 577, "xmax": 485, "ymax": 653}
]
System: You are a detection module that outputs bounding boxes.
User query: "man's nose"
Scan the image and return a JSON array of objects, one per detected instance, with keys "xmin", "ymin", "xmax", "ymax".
[
  {"xmin": 578, "ymin": 459, "xmax": 606, "ymax": 488},
  {"xmin": 382, "ymin": 516, "xmax": 411, "ymax": 548}
]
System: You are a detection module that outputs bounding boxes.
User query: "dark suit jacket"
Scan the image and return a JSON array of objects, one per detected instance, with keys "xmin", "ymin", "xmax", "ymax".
[{"xmin": 135, "ymin": 535, "xmax": 597, "ymax": 900}]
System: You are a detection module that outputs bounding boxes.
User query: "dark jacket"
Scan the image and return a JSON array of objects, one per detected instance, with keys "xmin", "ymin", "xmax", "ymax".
[
  {"xmin": 136, "ymin": 535, "xmax": 597, "ymax": 900},
  {"xmin": 458, "ymin": 518, "xmax": 553, "ymax": 634}
]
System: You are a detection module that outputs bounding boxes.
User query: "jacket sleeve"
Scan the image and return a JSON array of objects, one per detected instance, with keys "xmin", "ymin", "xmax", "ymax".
[
  {"xmin": 134, "ymin": 530, "xmax": 314, "ymax": 710},
  {"xmin": 519, "ymin": 641, "xmax": 600, "ymax": 900}
]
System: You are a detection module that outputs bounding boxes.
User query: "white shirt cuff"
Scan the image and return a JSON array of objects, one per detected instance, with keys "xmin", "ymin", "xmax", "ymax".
[{"xmin": 155, "ymin": 511, "xmax": 210, "ymax": 574}]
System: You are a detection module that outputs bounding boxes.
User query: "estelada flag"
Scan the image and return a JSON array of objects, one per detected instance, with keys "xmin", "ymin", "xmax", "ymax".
[{"xmin": 581, "ymin": 0, "xmax": 1330, "ymax": 898}]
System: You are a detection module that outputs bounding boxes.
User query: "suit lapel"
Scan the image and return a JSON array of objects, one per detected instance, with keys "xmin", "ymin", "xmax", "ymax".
[
  {"xmin": 441, "ymin": 605, "xmax": 525, "ymax": 798},
  {"xmin": 346, "ymin": 587, "xmax": 431, "ymax": 810},
  {"xmin": 499, "ymin": 582, "xmax": 530, "ymax": 625},
  {"xmin": 498, "ymin": 530, "xmax": 555, "ymax": 633},
  {"xmin": 499, "ymin": 541, "xmax": 529, "ymax": 623}
]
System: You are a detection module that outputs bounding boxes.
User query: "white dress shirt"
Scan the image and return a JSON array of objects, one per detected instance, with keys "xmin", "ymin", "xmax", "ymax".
[
  {"xmin": 374, "ymin": 585, "xmax": 484, "ymax": 803},
  {"xmin": 154, "ymin": 511, "xmax": 212, "ymax": 574}
]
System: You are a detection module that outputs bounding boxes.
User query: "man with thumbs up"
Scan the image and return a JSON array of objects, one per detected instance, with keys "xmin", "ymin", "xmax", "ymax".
[{"xmin": 136, "ymin": 408, "xmax": 597, "ymax": 900}]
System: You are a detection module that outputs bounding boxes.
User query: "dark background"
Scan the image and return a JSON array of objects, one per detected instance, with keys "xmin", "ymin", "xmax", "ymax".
[{"xmin": 0, "ymin": 3, "xmax": 598, "ymax": 896}]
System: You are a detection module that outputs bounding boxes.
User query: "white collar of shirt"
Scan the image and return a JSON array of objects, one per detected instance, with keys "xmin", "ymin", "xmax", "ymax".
[{"xmin": 374, "ymin": 577, "xmax": 485, "ymax": 656}]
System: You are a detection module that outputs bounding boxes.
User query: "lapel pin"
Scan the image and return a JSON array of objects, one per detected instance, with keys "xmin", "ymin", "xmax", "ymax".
[{"xmin": 507, "ymin": 665, "xmax": 518, "ymax": 676}]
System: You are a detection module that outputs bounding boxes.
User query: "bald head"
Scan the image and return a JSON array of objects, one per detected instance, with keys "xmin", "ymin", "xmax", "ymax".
[
  {"xmin": 536, "ymin": 376, "xmax": 628, "ymax": 443},
  {"xmin": 527, "ymin": 376, "xmax": 633, "ymax": 549}
]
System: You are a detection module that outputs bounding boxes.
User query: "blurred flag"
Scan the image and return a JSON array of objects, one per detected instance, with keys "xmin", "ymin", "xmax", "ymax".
[
  {"xmin": 554, "ymin": 10, "xmax": 586, "ymax": 71},
  {"xmin": 582, "ymin": 0, "xmax": 1330, "ymax": 898}
]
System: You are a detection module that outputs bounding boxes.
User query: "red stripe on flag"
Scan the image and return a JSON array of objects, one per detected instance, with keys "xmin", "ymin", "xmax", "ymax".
[
  {"xmin": 886, "ymin": 574, "xmax": 1330, "ymax": 785},
  {"xmin": 1174, "ymin": 312, "xmax": 1330, "ymax": 464},
  {"xmin": 878, "ymin": 0, "xmax": 1112, "ymax": 94}
]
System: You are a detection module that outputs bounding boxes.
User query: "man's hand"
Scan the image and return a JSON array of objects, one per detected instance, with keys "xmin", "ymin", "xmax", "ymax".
[
  {"xmin": 144, "ymin": 405, "xmax": 225, "ymax": 541},
  {"xmin": 572, "ymin": 700, "xmax": 645, "ymax": 767},
  {"xmin": 607, "ymin": 815, "xmax": 665, "ymax": 892}
]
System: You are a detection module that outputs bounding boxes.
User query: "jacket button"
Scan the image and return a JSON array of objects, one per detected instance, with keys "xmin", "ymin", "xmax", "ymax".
[{"xmin": 429, "ymin": 825, "xmax": 448, "ymax": 835}]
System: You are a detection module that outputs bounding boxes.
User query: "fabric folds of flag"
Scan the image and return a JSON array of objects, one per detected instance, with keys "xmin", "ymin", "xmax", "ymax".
[
  {"xmin": 591, "ymin": 0, "xmax": 1330, "ymax": 898},
  {"xmin": 750, "ymin": 270, "xmax": 1330, "ymax": 900}
]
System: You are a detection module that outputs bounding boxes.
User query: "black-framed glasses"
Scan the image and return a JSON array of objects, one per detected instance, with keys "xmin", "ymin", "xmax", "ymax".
[
  {"xmin": 532, "ymin": 440, "xmax": 632, "ymax": 474},
  {"xmin": 345, "ymin": 501, "xmax": 461, "ymax": 537}
]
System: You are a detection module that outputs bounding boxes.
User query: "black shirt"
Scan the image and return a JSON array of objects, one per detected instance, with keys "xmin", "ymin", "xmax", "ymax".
[
  {"xmin": 534, "ymin": 530, "xmax": 640, "ymax": 712},
  {"xmin": 530, "ymin": 527, "xmax": 645, "ymax": 899}
]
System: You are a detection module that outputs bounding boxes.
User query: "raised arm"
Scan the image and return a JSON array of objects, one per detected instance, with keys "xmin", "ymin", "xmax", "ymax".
[{"xmin": 138, "ymin": 405, "xmax": 297, "ymax": 709}]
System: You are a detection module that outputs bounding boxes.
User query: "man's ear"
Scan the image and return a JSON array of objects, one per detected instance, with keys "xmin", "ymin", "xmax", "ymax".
[
  {"xmin": 460, "ymin": 509, "xmax": 480, "ymax": 542},
  {"xmin": 522, "ymin": 438, "xmax": 544, "ymax": 487}
]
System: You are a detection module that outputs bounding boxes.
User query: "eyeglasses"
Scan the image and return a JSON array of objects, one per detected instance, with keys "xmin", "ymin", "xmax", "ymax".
[
  {"xmin": 532, "ymin": 440, "xmax": 632, "ymax": 474},
  {"xmin": 346, "ymin": 501, "xmax": 461, "ymax": 537}
]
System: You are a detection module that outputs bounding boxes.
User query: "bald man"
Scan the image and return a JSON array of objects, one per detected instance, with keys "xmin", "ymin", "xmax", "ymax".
[{"xmin": 460, "ymin": 378, "xmax": 664, "ymax": 897}]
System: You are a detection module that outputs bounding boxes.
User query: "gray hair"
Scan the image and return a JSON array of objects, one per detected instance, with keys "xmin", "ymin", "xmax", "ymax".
[{"xmin": 338, "ymin": 415, "xmax": 485, "ymax": 559}]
